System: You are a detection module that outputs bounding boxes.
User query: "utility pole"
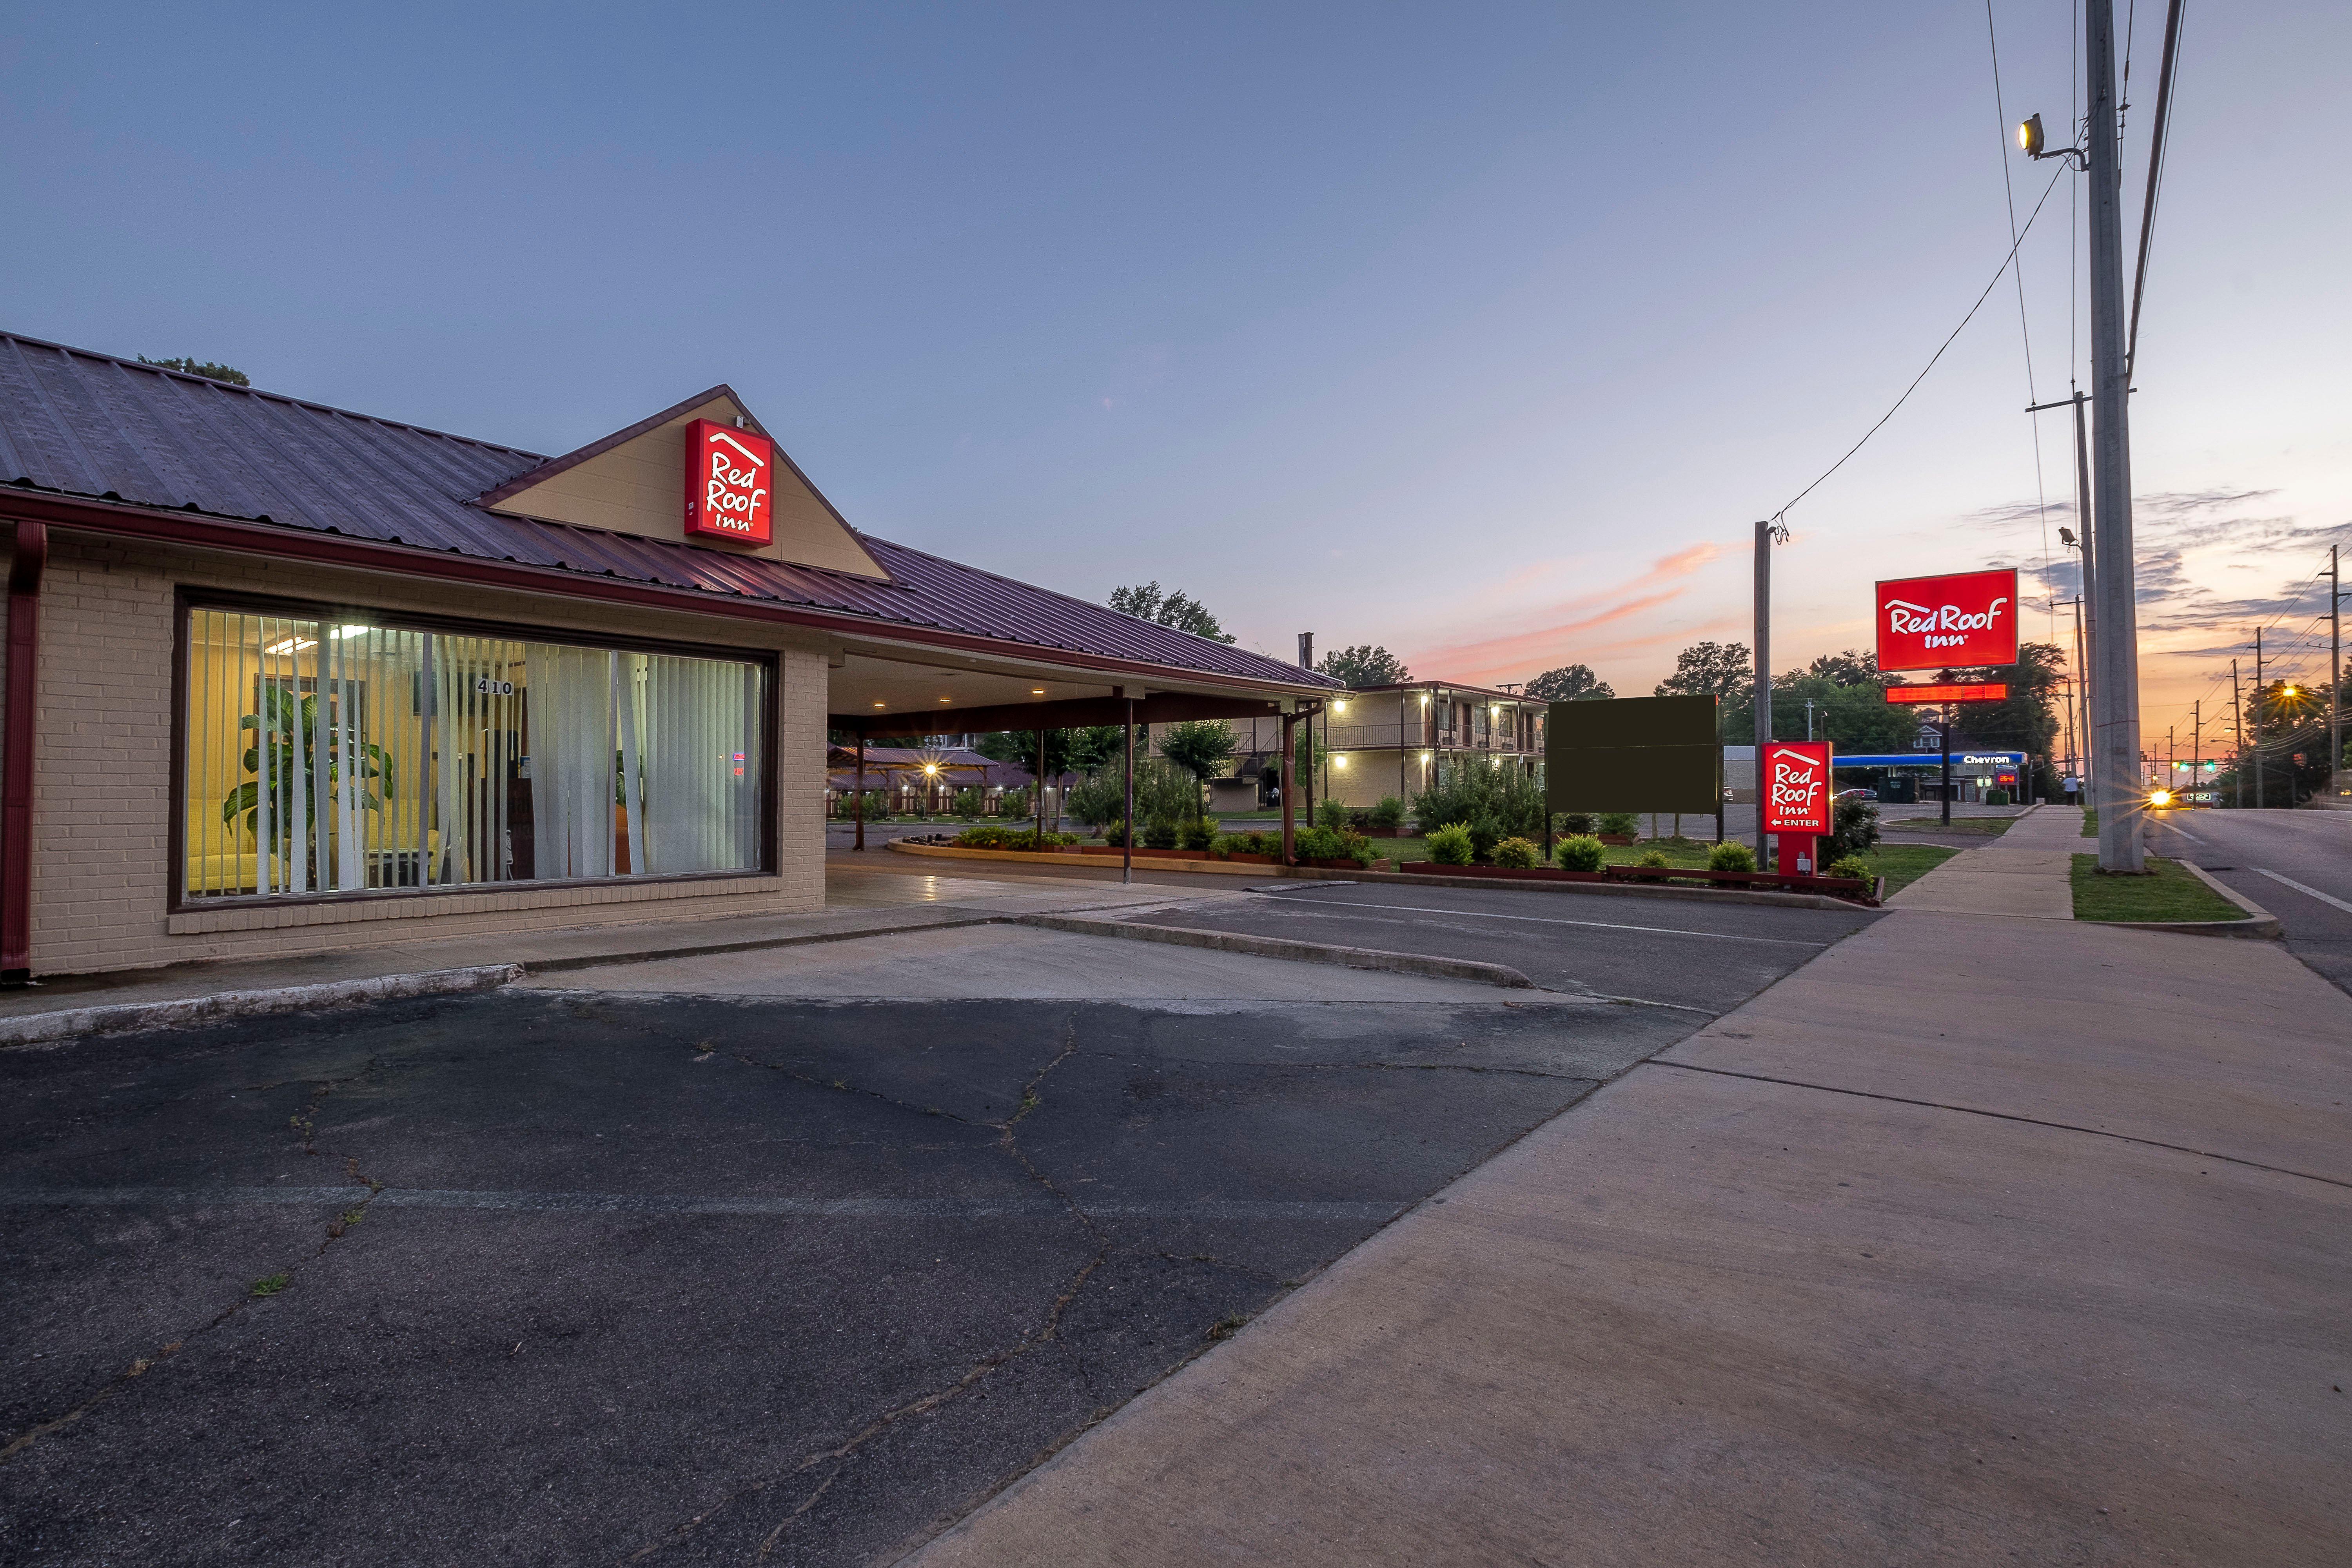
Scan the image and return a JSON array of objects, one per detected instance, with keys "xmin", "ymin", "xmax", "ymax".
[
  {"xmin": 1296, "ymin": 633, "xmax": 1315, "ymax": 829},
  {"xmin": 2231, "ymin": 658, "xmax": 2243, "ymax": 808},
  {"xmin": 2165, "ymin": 725, "xmax": 2174, "ymax": 796},
  {"xmin": 1753, "ymin": 519, "xmax": 1785, "ymax": 863},
  {"xmin": 2254, "ymin": 627, "xmax": 2265, "ymax": 809},
  {"xmin": 2331, "ymin": 544, "xmax": 2343, "ymax": 798},
  {"xmin": 2085, "ymin": 0, "xmax": 2144, "ymax": 870}
]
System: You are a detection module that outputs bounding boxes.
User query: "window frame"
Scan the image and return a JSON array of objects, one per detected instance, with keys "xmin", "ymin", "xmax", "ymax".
[{"xmin": 169, "ymin": 587, "xmax": 781, "ymax": 913}]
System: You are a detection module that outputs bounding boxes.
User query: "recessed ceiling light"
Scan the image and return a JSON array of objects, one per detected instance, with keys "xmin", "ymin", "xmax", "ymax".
[
  {"xmin": 1032, "ymin": 688, "xmax": 1045, "ymax": 695},
  {"xmin": 938, "ymin": 697, "xmax": 952, "ymax": 703},
  {"xmin": 872, "ymin": 701, "xmax": 885, "ymax": 708}
]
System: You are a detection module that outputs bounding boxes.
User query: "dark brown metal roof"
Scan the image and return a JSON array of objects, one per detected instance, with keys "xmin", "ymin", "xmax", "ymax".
[{"xmin": 0, "ymin": 331, "xmax": 1336, "ymax": 691}]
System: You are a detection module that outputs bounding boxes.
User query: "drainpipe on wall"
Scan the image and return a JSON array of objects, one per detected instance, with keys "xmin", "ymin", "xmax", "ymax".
[{"xmin": 3, "ymin": 521, "xmax": 48, "ymax": 986}]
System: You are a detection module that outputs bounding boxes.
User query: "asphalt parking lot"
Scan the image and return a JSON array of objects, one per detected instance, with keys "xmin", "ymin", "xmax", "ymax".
[
  {"xmin": 0, "ymin": 976, "xmax": 1696, "ymax": 1567},
  {"xmin": 1133, "ymin": 881, "xmax": 1881, "ymax": 1011}
]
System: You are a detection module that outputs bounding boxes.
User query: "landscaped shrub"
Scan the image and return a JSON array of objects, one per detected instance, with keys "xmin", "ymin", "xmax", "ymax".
[
  {"xmin": 1557, "ymin": 812, "xmax": 1594, "ymax": 836},
  {"xmin": 1598, "ymin": 811, "xmax": 1639, "ymax": 838},
  {"xmin": 1243, "ymin": 831, "xmax": 1276, "ymax": 857},
  {"xmin": 1178, "ymin": 817, "xmax": 1216, "ymax": 851},
  {"xmin": 1101, "ymin": 821, "xmax": 1128, "ymax": 847},
  {"xmin": 1411, "ymin": 762, "xmax": 1544, "ymax": 859},
  {"xmin": 1707, "ymin": 841, "xmax": 1757, "ymax": 874},
  {"xmin": 999, "ymin": 787, "xmax": 1030, "ymax": 819},
  {"xmin": 1638, "ymin": 849, "xmax": 1672, "ymax": 869},
  {"xmin": 951, "ymin": 787, "xmax": 987, "ymax": 819},
  {"xmin": 1554, "ymin": 834, "xmax": 1604, "ymax": 872},
  {"xmin": 955, "ymin": 824, "xmax": 1009, "ymax": 849},
  {"xmin": 1368, "ymin": 795, "xmax": 1407, "ymax": 830},
  {"xmin": 1827, "ymin": 855, "xmax": 1872, "ymax": 882},
  {"xmin": 1210, "ymin": 833, "xmax": 1250, "ymax": 858},
  {"xmin": 1064, "ymin": 768, "xmax": 1126, "ymax": 831},
  {"xmin": 1314, "ymin": 797, "xmax": 1348, "ymax": 831},
  {"xmin": 1984, "ymin": 788, "xmax": 2011, "ymax": 806},
  {"xmin": 1490, "ymin": 837, "xmax": 1540, "ymax": 869},
  {"xmin": 1293, "ymin": 825, "xmax": 1343, "ymax": 861},
  {"xmin": 1142, "ymin": 816, "xmax": 1180, "ymax": 850},
  {"xmin": 1426, "ymin": 823, "xmax": 1476, "ymax": 866},
  {"xmin": 1825, "ymin": 797, "xmax": 1881, "ymax": 861}
]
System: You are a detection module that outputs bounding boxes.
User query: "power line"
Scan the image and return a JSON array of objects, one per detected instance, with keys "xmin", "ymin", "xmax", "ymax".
[
  {"xmin": 1985, "ymin": 0, "xmax": 2056, "ymax": 649},
  {"xmin": 1772, "ymin": 164, "xmax": 2069, "ymax": 523},
  {"xmin": 2127, "ymin": 0, "xmax": 2187, "ymax": 379}
]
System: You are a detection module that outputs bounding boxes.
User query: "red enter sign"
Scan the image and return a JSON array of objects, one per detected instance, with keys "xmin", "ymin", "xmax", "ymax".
[
  {"xmin": 1762, "ymin": 741, "xmax": 1833, "ymax": 835},
  {"xmin": 1875, "ymin": 569, "xmax": 2018, "ymax": 672}
]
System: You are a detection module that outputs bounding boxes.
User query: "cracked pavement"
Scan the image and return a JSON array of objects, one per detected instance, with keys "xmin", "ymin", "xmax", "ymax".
[
  {"xmin": 0, "ymin": 883, "xmax": 1850, "ymax": 1567},
  {"xmin": 0, "ymin": 971, "xmax": 1716, "ymax": 1567}
]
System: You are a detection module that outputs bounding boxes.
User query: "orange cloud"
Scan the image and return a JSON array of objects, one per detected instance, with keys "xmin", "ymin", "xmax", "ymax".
[{"xmin": 1404, "ymin": 541, "xmax": 1728, "ymax": 686}]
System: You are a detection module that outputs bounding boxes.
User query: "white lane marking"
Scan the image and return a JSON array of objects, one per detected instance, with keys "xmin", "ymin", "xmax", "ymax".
[
  {"xmin": 2252, "ymin": 868, "xmax": 2352, "ymax": 916},
  {"xmin": 1251, "ymin": 896, "xmax": 1829, "ymax": 947}
]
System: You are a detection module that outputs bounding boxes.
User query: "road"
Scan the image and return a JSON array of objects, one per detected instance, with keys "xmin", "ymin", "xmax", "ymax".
[{"xmin": 2145, "ymin": 808, "xmax": 2352, "ymax": 994}]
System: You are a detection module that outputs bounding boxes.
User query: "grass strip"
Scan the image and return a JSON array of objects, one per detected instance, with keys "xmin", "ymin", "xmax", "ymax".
[
  {"xmin": 1881, "ymin": 815, "xmax": 2017, "ymax": 837},
  {"xmin": 2082, "ymin": 808, "xmax": 2097, "ymax": 837},
  {"xmin": 1860, "ymin": 844, "xmax": 1958, "ymax": 895},
  {"xmin": 2070, "ymin": 854, "xmax": 2246, "ymax": 923}
]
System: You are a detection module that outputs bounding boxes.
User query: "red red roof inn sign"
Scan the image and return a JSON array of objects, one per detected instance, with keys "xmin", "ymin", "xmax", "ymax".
[
  {"xmin": 1874, "ymin": 568, "xmax": 2018, "ymax": 672},
  {"xmin": 684, "ymin": 419, "xmax": 775, "ymax": 546}
]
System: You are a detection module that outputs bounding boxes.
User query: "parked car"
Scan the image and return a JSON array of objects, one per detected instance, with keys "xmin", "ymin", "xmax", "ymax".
[{"xmin": 1836, "ymin": 787, "xmax": 1878, "ymax": 802}]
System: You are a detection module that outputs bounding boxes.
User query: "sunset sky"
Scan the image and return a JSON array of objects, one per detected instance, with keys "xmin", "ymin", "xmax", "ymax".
[{"xmin": 4, "ymin": 2, "xmax": 2343, "ymax": 748}]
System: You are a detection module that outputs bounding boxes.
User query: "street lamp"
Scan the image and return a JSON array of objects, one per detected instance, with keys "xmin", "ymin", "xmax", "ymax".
[{"xmin": 2018, "ymin": 113, "xmax": 2087, "ymax": 169}]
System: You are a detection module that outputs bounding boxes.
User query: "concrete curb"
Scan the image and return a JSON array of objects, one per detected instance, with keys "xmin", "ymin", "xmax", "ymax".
[
  {"xmin": 0, "ymin": 965, "xmax": 522, "ymax": 1049},
  {"xmin": 886, "ymin": 839, "xmax": 1865, "ymax": 911},
  {"xmin": 514, "ymin": 914, "xmax": 1003, "ymax": 973},
  {"xmin": 2099, "ymin": 862, "xmax": 2283, "ymax": 940},
  {"xmin": 1011, "ymin": 913, "xmax": 1535, "ymax": 989}
]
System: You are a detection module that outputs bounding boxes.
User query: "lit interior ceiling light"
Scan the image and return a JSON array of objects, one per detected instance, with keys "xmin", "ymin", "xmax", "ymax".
[
  {"xmin": 873, "ymin": 701, "xmax": 886, "ymax": 708},
  {"xmin": 938, "ymin": 697, "xmax": 952, "ymax": 703},
  {"xmin": 1032, "ymin": 688, "xmax": 1045, "ymax": 695},
  {"xmin": 263, "ymin": 637, "xmax": 317, "ymax": 654}
]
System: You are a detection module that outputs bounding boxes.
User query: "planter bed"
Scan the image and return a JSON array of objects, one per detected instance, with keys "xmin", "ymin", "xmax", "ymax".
[
  {"xmin": 1399, "ymin": 863, "xmax": 1610, "ymax": 884},
  {"xmin": 1401, "ymin": 860, "xmax": 1875, "ymax": 905}
]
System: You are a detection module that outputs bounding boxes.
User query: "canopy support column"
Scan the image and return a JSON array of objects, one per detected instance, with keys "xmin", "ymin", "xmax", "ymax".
[
  {"xmin": 853, "ymin": 737, "xmax": 865, "ymax": 851},
  {"xmin": 1279, "ymin": 712, "xmax": 1296, "ymax": 866},
  {"xmin": 1122, "ymin": 698, "xmax": 1135, "ymax": 885}
]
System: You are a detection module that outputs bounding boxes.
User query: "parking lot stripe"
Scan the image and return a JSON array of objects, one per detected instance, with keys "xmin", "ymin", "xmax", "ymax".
[{"xmin": 1249, "ymin": 895, "xmax": 1831, "ymax": 946}]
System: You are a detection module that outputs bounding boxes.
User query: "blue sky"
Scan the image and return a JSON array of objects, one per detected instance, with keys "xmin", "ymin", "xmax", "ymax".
[{"xmin": 4, "ymin": 2, "xmax": 2344, "ymax": 737}]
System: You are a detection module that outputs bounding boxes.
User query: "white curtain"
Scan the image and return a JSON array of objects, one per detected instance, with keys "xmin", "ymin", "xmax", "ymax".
[
  {"xmin": 526, "ymin": 643, "xmax": 617, "ymax": 880},
  {"xmin": 639, "ymin": 654, "xmax": 760, "ymax": 873}
]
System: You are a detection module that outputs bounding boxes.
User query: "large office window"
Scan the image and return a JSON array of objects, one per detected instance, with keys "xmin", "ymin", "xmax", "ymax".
[{"xmin": 181, "ymin": 604, "xmax": 768, "ymax": 901}]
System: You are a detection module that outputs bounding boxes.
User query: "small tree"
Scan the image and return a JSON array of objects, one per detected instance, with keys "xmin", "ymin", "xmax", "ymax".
[{"xmin": 1158, "ymin": 720, "xmax": 1237, "ymax": 820}]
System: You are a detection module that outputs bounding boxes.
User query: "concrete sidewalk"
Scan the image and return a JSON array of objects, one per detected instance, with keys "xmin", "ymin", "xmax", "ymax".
[
  {"xmin": 0, "ymin": 864, "xmax": 1223, "ymax": 1034},
  {"xmin": 1887, "ymin": 801, "xmax": 2077, "ymax": 918},
  {"xmin": 902, "ymin": 849, "xmax": 2352, "ymax": 1564}
]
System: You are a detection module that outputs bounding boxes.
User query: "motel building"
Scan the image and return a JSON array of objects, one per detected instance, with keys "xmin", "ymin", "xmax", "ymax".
[
  {"xmin": 0, "ymin": 333, "xmax": 1339, "ymax": 984},
  {"xmin": 1201, "ymin": 681, "xmax": 1544, "ymax": 809}
]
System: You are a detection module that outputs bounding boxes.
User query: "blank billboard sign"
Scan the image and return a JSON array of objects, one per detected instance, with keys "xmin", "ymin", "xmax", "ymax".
[{"xmin": 1545, "ymin": 695, "xmax": 1721, "ymax": 814}]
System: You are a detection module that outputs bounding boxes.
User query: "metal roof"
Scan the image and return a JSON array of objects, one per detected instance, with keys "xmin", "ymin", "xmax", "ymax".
[{"xmin": 0, "ymin": 331, "xmax": 1336, "ymax": 691}]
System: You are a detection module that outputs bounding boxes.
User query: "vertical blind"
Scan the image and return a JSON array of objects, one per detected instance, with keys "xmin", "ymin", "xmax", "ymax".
[{"xmin": 183, "ymin": 608, "xmax": 766, "ymax": 899}]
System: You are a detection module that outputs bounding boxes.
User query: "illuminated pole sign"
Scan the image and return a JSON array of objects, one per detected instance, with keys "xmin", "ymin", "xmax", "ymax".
[
  {"xmin": 1762, "ymin": 742, "xmax": 1833, "ymax": 835},
  {"xmin": 1874, "ymin": 569, "xmax": 2019, "ymax": 672},
  {"xmin": 683, "ymin": 420, "xmax": 775, "ymax": 546},
  {"xmin": 1762, "ymin": 740, "xmax": 1833, "ymax": 877}
]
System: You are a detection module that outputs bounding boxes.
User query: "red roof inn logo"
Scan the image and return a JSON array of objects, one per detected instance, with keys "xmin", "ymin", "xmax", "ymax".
[
  {"xmin": 1762, "ymin": 742, "xmax": 1832, "ymax": 835},
  {"xmin": 684, "ymin": 419, "xmax": 775, "ymax": 546},
  {"xmin": 1873, "ymin": 568, "xmax": 2018, "ymax": 672}
]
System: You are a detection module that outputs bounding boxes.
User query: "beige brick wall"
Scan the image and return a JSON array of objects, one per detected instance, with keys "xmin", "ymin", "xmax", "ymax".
[{"xmin": 0, "ymin": 529, "xmax": 830, "ymax": 977}]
